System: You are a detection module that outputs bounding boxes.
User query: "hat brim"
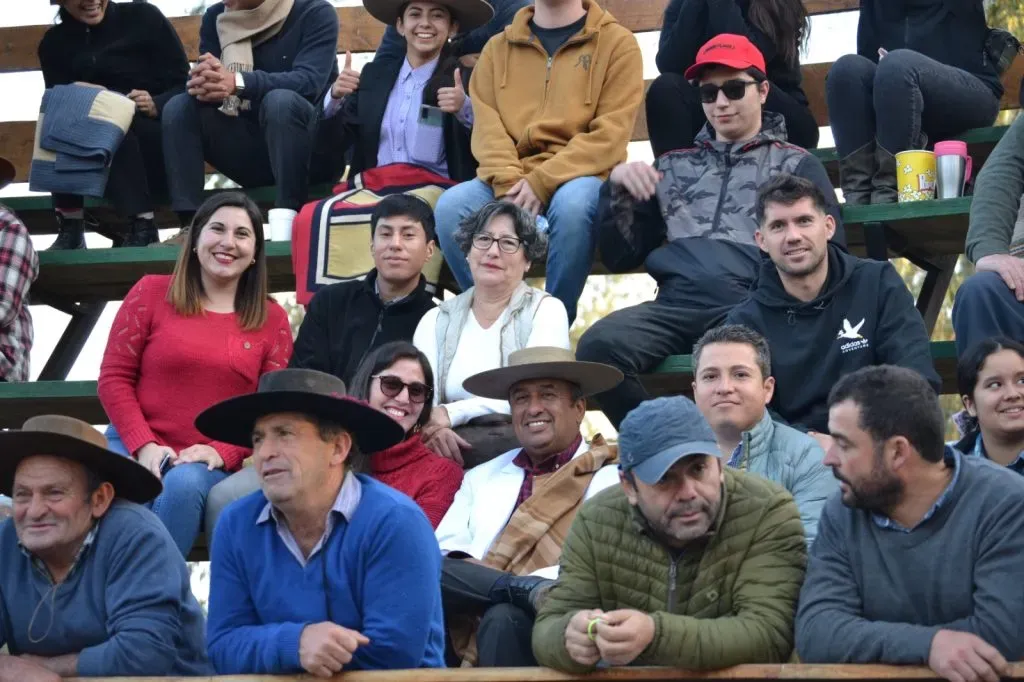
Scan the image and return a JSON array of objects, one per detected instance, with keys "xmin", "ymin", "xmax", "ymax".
[
  {"xmin": 195, "ymin": 392, "xmax": 405, "ymax": 454},
  {"xmin": 684, "ymin": 58, "xmax": 760, "ymax": 81},
  {"xmin": 0, "ymin": 157, "xmax": 14, "ymax": 191},
  {"xmin": 628, "ymin": 441, "xmax": 721, "ymax": 486},
  {"xmin": 0, "ymin": 432, "xmax": 162, "ymax": 504},
  {"xmin": 462, "ymin": 361, "xmax": 624, "ymax": 401},
  {"xmin": 363, "ymin": 0, "xmax": 495, "ymax": 34}
]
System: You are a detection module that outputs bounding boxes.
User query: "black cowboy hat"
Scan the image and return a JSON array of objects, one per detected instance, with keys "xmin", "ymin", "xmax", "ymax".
[
  {"xmin": 363, "ymin": 0, "xmax": 495, "ymax": 34},
  {"xmin": 195, "ymin": 368, "xmax": 405, "ymax": 454},
  {"xmin": 0, "ymin": 415, "xmax": 162, "ymax": 504}
]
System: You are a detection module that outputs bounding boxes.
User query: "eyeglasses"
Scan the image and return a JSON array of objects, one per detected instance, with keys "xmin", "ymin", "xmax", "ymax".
[
  {"xmin": 698, "ymin": 79, "xmax": 760, "ymax": 104},
  {"xmin": 373, "ymin": 375, "xmax": 432, "ymax": 403},
  {"xmin": 472, "ymin": 233, "xmax": 523, "ymax": 254}
]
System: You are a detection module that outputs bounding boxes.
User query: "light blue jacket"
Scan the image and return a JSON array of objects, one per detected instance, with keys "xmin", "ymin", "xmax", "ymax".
[{"xmin": 730, "ymin": 412, "xmax": 836, "ymax": 547}]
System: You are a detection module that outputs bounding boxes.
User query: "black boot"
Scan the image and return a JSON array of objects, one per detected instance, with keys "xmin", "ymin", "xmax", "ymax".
[
  {"xmin": 492, "ymin": 575, "xmax": 555, "ymax": 617},
  {"xmin": 838, "ymin": 141, "xmax": 874, "ymax": 206},
  {"xmin": 48, "ymin": 213, "xmax": 87, "ymax": 250},
  {"xmin": 871, "ymin": 144, "xmax": 898, "ymax": 204},
  {"xmin": 121, "ymin": 216, "xmax": 159, "ymax": 247}
]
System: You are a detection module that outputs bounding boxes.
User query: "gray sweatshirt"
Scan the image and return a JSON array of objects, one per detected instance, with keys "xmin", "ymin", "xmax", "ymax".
[
  {"xmin": 966, "ymin": 115, "xmax": 1024, "ymax": 262},
  {"xmin": 795, "ymin": 450, "xmax": 1024, "ymax": 664}
]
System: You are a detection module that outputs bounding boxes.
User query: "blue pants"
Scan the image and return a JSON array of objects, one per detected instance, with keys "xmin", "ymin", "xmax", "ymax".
[
  {"xmin": 433, "ymin": 176, "xmax": 602, "ymax": 322},
  {"xmin": 104, "ymin": 425, "xmax": 229, "ymax": 558},
  {"xmin": 952, "ymin": 271, "xmax": 1024, "ymax": 357}
]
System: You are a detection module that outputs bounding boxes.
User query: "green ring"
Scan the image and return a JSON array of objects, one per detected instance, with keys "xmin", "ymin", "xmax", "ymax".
[{"xmin": 587, "ymin": 617, "xmax": 601, "ymax": 641}]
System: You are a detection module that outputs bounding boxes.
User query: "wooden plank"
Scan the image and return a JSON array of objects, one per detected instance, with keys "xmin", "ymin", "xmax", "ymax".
[
  {"xmin": 0, "ymin": 380, "xmax": 105, "ymax": 428},
  {"xmin": 0, "ymin": 0, "xmax": 864, "ymax": 74}
]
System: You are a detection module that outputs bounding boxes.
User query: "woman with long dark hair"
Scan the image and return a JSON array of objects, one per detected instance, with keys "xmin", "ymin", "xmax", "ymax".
[
  {"xmin": 318, "ymin": 0, "xmax": 494, "ymax": 181},
  {"xmin": 955, "ymin": 337, "xmax": 1024, "ymax": 474},
  {"xmin": 350, "ymin": 341, "xmax": 464, "ymax": 527},
  {"xmin": 97, "ymin": 191, "xmax": 293, "ymax": 556},
  {"xmin": 646, "ymin": 0, "xmax": 817, "ymax": 155}
]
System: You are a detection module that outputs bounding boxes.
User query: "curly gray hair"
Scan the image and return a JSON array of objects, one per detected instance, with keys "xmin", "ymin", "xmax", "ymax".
[{"xmin": 452, "ymin": 201, "xmax": 547, "ymax": 262}]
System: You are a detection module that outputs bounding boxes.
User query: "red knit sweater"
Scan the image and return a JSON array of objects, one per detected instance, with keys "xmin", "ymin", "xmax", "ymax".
[
  {"xmin": 371, "ymin": 434, "xmax": 464, "ymax": 528},
  {"xmin": 97, "ymin": 275, "xmax": 293, "ymax": 471}
]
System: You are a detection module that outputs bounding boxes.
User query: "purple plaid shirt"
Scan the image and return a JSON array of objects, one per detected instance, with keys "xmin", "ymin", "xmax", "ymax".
[
  {"xmin": 512, "ymin": 434, "xmax": 584, "ymax": 509},
  {"xmin": 0, "ymin": 204, "xmax": 38, "ymax": 382}
]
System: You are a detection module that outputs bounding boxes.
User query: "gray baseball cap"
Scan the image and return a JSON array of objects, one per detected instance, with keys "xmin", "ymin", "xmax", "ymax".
[{"xmin": 618, "ymin": 396, "xmax": 721, "ymax": 485}]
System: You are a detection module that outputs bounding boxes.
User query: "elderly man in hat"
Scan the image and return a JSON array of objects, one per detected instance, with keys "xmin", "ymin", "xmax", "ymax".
[
  {"xmin": 435, "ymin": 346, "xmax": 623, "ymax": 667},
  {"xmin": 0, "ymin": 415, "xmax": 211, "ymax": 682},
  {"xmin": 199, "ymin": 368, "xmax": 446, "ymax": 677},
  {"xmin": 533, "ymin": 395, "xmax": 807, "ymax": 672}
]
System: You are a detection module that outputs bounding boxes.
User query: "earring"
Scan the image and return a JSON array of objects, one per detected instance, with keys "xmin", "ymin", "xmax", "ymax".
[
  {"xmin": 193, "ymin": 247, "xmax": 198, "ymax": 254},
  {"xmin": 251, "ymin": 259, "xmax": 256, "ymax": 265}
]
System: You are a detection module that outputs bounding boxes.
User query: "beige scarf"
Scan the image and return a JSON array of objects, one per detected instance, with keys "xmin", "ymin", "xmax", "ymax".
[
  {"xmin": 216, "ymin": 0, "xmax": 295, "ymax": 115},
  {"xmin": 451, "ymin": 437, "xmax": 618, "ymax": 666}
]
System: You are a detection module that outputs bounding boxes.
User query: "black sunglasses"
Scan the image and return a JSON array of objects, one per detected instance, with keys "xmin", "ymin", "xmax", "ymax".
[
  {"xmin": 698, "ymin": 79, "xmax": 760, "ymax": 104},
  {"xmin": 373, "ymin": 374, "xmax": 432, "ymax": 403}
]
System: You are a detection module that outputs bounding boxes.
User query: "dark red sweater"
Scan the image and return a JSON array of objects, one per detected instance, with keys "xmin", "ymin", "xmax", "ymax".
[
  {"xmin": 97, "ymin": 275, "xmax": 293, "ymax": 471},
  {"xmin": 371, "ymin": 434, "xmax": 464, "ymax": 528}
]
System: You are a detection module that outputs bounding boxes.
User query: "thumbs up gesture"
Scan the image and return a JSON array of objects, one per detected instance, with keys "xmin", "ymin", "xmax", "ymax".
[
  {"xmin": 437, "ymin": 68, "xmax": 467, "ymax": 114},
  {"xmin": 331, "ymin": 51, "xmax": 361, "ymax": 99}
]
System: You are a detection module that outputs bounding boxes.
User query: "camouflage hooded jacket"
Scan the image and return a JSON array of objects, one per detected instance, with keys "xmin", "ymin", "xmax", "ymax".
[{"xmin": 596, "ymin": 113, "xmax": 843, "ymax": 301}]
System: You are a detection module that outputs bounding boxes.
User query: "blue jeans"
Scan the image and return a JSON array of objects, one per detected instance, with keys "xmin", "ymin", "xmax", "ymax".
[
  {"xmin": 952, "ymin": 271, "xmax": 1024, "ymax": 358},
  {"xmin": 434, "ymin": 176, "xmax": 602, "ymax": 322},
  {"xmin": 104, "ymin": 425, "xmax": 229, "ymax": 558},
  {"xmin": 826, "ymin": 50, "xmax": 999, "ymax": 157}
]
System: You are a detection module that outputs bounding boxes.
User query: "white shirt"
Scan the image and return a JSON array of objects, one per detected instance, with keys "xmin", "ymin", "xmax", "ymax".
[{"xmin": 412, "ymin": 294, "xmax": 570, "ymax": 427}]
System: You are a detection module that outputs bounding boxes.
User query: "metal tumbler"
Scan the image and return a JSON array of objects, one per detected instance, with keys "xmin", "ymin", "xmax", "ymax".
[{"xmin": 936, "ymin": 155, "xmax": 968, "ymax": 199}]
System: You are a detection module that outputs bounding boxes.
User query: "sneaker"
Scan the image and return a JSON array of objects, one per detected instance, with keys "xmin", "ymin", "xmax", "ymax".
[
  {"xmin": 121, "ymin": 217, "xmax": 159, "ymax": 247},
  {"xmin": 47, "ymin": 214, "xmax": 87, "ymax": 251}
]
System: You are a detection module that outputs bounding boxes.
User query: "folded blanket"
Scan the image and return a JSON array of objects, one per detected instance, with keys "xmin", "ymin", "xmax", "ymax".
[{"xmin": 29, "ymin": 84, "xmax": 136, "ymax": 197}]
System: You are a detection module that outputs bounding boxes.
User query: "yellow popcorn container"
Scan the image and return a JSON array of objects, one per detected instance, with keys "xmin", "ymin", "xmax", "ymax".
[{"xmin": 895, "ymin": 150, "xmax": 937, "ymax": 203}]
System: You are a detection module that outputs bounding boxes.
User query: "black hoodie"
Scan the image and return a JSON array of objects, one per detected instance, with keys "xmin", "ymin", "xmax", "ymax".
[
  {"xmin": 725, "ymin": 244, "xmax": 941, "ymax": 433},
  {"xmin": 290, "ymin": 270, "xmax": 436, "ymax": 385}
]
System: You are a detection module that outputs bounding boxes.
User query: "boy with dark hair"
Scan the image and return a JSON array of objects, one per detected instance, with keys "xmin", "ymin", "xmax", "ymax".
[
  {"xmin": 291, "ymin": 194, "xmax": 438, "ymax": 384},
  {"xmin": 724, "ymin": 173, "xmax": 939, "ymax": 445}
]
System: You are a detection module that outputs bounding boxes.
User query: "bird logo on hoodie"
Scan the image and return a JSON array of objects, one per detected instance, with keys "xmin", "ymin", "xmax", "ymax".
[{"xmin": 838, "ymin": 318, "xmax": 866, "ymax": 340}]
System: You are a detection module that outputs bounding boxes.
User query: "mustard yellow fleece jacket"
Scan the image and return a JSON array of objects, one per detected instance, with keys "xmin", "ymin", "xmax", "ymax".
[{"xmin": 468, "ymin": 0, "xmax": 644, "ymax": 204}]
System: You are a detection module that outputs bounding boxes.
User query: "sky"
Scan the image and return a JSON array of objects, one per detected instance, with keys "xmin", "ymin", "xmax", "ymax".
[{"xmin": 0, "ymin": 1, "xmax": 858, "ymax": 385}]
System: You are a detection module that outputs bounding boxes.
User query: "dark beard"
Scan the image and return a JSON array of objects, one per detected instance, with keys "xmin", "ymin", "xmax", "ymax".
[{"xmin": 834, "ymin": 457, "xmax": 904, "ymax": 512}]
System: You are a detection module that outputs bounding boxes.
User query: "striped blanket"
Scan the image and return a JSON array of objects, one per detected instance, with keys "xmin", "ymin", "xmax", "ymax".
[
  {"xmin": 29, "ymin": 84, "xmax": 136, "ymax": 197},
  {"xmin": 292, "ymin": 163, "xmax": 455, "ymax": 305}
]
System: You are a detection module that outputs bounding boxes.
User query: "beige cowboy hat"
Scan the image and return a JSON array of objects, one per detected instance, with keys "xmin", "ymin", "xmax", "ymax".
[
  {"xmin": 0, "ymin": 415, "xmax": 163, "ymax": 504},
  {"xmin": 0, "ymin": 156, "xmax": 14, "ymax": 191},
  {"xmin": 463, "ymin": 346, "xmax": 624, "ymax": 401},
  {"xmin": 363, "ymin": 0, "xmax": 495, "ymax": 34}
]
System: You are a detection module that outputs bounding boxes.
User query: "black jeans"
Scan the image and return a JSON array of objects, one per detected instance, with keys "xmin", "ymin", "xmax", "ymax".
[
  {"xmin": 645, "ymin": 72, "xmax": 820, "ymax": 156},
  {"xmin": 952, "ymin": 271, "xmax": 1024, "ymax": 358},
  {"xmin": 576, "ymin": 297, "xmax": 734, "ymax": 428},
  {"xmin": 161, "ymin": 90, "xmax": 332, "ymax": 212},
  {"xmin": 441, "ymin": 558, "xmax": 537, "ymax": 667},
  {"xmin": 826, "ymin": 50, "xmax": 1000, "ymax": 157},
  {"xmin": 53, "ymin": 113, "xmax": 167, "ymax": 217}
]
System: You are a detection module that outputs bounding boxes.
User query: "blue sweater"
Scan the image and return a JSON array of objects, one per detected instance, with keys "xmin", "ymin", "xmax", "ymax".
[
  {"xmin": 206, "ymin": 474, "xmax": 446, "ymax": 674},
  {"xmin": 0, "ymin": 501, "xmax": 212, "ymax": 677},
  {"xmin": 200, "ymin": 0, "xmax": 340, "ymax": 106}
]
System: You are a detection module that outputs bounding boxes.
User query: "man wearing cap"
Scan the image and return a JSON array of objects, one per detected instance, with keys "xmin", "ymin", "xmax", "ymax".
[
  {"xmin": 0, "ymin": 415, "xmax": 212, "ymax": 681},
  {"xmin": 435, "ymin": 346, "xmax": 623, "ymax": 666},
  {"xmin": 199, "ymin": 368, "xmax": 446, "ymax": 676},
  {"xmin": 576, "ymin": 34, "xmax": 843, "ymax": 429},
  {"xmin": 533, "ymin": 395, "xmax": 807, "ymax": 672},
  {"xmin": 0, "ymin": 156, "xmax": 37, "ymax": 386}
]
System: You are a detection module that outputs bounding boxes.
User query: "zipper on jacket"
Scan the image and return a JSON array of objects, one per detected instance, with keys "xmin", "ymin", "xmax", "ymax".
[
  {"xmin": 666, "ymin": 554, "xmax": 681, "ymax": 612},
  {"xmin": 709, "ymin": 146, "xmax": 734, "ymax": 235},
  {"xmin": 520, "ymin": 31, "xmax": 596, "ymax": 151},
  {"xmin": 786, "ymin": 308, "xmax": 796, "ymax": 325}
]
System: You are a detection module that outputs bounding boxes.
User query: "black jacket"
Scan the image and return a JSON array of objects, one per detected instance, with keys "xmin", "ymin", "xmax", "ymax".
[
  {"xmin": 289, "ymin": 270, "xmax": 436, "ymax": 385},
  {"xmin": 38, "ymin": 2, "xmax": 190, "ymax": 116},
  {"xmin": 656, "ymin": 0, "xmax": 808, "ymax": 105},
  {"xmin": 725, "ymin": 244, "xmax": 941, "ymax": 433},
  {"xmin": 336, "ymin": 59, "xmax": 478, "ymax": 182},
  {"xmin": 858, "ymin": 0, "xmax": 1001, "ymax": 99}
]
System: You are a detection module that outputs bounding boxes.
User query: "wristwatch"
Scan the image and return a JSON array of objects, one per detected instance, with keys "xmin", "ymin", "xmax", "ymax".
[{"xmin": 234, "ymin": 71, "xmax": 246, "ymax": 94}]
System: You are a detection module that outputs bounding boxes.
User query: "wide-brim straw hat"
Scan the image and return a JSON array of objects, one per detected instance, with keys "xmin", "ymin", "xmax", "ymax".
[
  {"xmin": 0, "ymin": 157, "xmax": 14, "ymax": 191},
  {"xmin": 0, "ymin": 415, "xmax": 163, "ymax": 504},
  {"xmin": 195, "ymin": 368, "xmax": 405, "ymax": 454},
  {"xmin": 363, "ymin": 0, "xmax": 495, "ymax": 34},
  {"xmin": 463, "ymin": 346, "xmax": 624, "ymax": 401}
]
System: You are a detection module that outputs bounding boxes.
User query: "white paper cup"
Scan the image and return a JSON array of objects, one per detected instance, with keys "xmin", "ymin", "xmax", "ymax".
[{"xmin": 267, "ymin": 208, "xmax": 295, "ymax": 242}]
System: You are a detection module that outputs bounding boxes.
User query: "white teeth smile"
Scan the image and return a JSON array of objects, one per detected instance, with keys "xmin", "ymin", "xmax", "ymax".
[
  {"xmin": 527, "ymin": 421, "xmax": 548, "ymax": 427},
  {"xmin": 385, "ymin": 407, "xmax": 408, "ymax": 418},
  {"xmin": 1003, "ymin": 407, "xmax": 1023, "ymax": 414}
]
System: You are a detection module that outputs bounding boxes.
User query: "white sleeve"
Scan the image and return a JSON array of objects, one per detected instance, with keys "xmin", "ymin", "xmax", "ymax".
[
  {"xmin": 413, "ymin": 309, "xmax": 441, "ymax": 407},
  {"xmin": 435, "ymin": 475, "xmax": 478, "ymax": 557},
  {"xmin": 526, "ymin": 296, "xmax": 570, "ymax": 349},
  {"xmin": 443, "ymin": 393, "xmax": 509, "ymax": 428},
  {"xmin": 323, "ymin": 90, "xmax": 345, "ymax": 118}
]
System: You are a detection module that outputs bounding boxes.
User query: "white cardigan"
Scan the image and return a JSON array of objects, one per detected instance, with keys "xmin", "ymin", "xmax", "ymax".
[{"xmin": 412, "ymin": 294, "xmax": 570, "ymax": 427}]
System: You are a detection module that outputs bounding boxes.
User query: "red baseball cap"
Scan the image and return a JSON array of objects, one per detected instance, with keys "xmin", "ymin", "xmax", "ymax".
[{"xmin": 684, "ymin": 34, "xmax": 767, "ymax": 81}]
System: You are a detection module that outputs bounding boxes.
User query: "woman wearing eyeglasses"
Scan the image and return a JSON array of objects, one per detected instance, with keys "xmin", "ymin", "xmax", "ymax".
[
  {"xmin": 414, "ymin": 201, "xmax": 570, "ymax": 467},
  {"xmin": 646, "ymin": 0, "xmax": 818, "ymax": 156},
  {"xmin": 349, "ymin": 341, "xmax": 464, "ymax": 527}
]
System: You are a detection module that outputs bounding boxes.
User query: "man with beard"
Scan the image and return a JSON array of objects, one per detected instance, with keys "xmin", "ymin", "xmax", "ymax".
[
  {"xmin": 532, "ymin": 395, "xmax": 807, "ymax": 672},
  {"xmin": 724, "ymin": 174, "xmax": 938, "ymax": 447},
  {"xmin": 796, "ymin": 365, "xmax": 1024, "ymax": 682}
]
